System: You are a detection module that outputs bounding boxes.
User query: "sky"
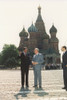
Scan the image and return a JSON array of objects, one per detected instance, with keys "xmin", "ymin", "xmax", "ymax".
[{"xmin": 0, "ymin": 0, "xmax": 67, "ymax": 55}]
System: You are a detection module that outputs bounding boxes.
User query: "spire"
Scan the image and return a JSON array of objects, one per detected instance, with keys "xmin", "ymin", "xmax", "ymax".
[
  {"xmin": 38, "ymin": 5, "xmax": 41, "ymax": 15},
  {"xmin": 36, "ymin": 5, "xmax": 43, "ymax": 22},
  {"xmin": 32, "ymin": 21, "xmax": 33, "ymax": 25},
  {"xmin": 35, "ymin": 5, "xmax": 46, "ymax": 33},
  {"xmin": 52, "ymin": 23, "xmax": 54, "ymax": 26}
]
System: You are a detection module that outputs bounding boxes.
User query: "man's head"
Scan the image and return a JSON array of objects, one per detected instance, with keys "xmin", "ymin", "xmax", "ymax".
[
  {"xmin": 23, "ymin": 47, "xmax": 28, "ymax": 53},
  {"xmin": 34, "ymin": 48, "xmax": 39, "ymax": 54},
  {"xmin": 61, "ymin": 46, "xmax": 67, "ymax": 52}
]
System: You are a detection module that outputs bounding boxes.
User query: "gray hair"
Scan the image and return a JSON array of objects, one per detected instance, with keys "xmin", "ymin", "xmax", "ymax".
[{"xmin": 34, "ymin": 48, "xmax": 39, "ymax": 52}]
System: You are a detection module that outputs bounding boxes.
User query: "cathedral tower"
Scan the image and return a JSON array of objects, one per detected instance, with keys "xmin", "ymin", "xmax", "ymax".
[
  {"xmin": 49, "ymin": 24, "xmax": 59, "ymax": 52},
  {"xmin": 28, "ymin": 23, "xmax": 38, "ymax": 50},
  {"xmin": 35, "ymin": 6, "xmax": 46, "ymax": 34},
  {"xmin": 19, "ymin": 27, "xmax": 28, "ymax": 50},
  {"xmin": 35, "ymin": 6, "xmax": 49, "ymax": 49}
]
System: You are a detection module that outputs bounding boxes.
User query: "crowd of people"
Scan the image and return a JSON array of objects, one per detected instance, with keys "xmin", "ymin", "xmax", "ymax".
[{"xmin": 45, "ymin": 63, "xmax": 61, "ymax": 70}]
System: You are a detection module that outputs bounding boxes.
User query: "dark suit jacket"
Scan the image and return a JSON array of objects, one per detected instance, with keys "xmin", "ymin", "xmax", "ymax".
[
  {"xmin": 18, "ymin": 52, "xmax": 31, "ymax": 70},
  {"xmin": 62, "ymin": 51, "xmax": 67, "ymax": 69}
]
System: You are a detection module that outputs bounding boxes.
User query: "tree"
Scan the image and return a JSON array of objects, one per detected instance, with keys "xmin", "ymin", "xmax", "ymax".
[
  {"xmin": 0, "ymin": 53, "xmax": 2, "ymax": 65},
  {"xmin": 0, "ymin": 44, "xmax": 19, "ymax": 68},
  {"xmin": 5, "ymin": 57, "xmax": 17, "ymax": 68}
]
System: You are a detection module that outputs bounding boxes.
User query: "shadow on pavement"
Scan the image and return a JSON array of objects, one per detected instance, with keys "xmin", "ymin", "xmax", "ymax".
[
  {"xmin": 14, "ymin": 87, "xmax": 31, "ymax": 100},
  {"xmin": 33, "ymin": 87, "xmax": 49, "ymax": 97}
]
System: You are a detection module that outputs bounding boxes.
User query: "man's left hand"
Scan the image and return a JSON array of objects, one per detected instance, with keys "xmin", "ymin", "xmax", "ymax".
[{"xmin": 32, "ymin": 61, "xmax": 38, "ymax": 65}]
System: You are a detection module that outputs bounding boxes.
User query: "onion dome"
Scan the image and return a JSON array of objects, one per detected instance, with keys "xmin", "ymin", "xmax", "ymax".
[
  {"xmin": 49, "ymin": 25, "xmax": 57, "ymax": 33},
  {"xmin": 19, "ymin": 27, "xmax": 28, "ymax": 37},
  {"xmin": 28, "ymin": 23, "xmax": 38, "ymax": 32}
]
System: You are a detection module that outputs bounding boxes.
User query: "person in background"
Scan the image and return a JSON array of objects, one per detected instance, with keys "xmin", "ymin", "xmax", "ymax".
[
  {"xmin": 32, "ymin": 48, "xmax": 44, "ymax": 88},
  {"xmin": 61, "ymin": 46, "xmax": 67, "ymax": 91}
]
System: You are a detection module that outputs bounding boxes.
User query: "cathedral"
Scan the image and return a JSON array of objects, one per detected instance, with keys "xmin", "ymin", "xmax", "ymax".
[{"xmin": 18, "ymin": 6, "xmax": 61, "ymax": 65}]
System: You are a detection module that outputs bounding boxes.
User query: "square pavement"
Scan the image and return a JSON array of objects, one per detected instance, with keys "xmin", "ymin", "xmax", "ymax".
[{"xmin": 0, "ymin": 70, "xmax": 67, "ymax": 100}]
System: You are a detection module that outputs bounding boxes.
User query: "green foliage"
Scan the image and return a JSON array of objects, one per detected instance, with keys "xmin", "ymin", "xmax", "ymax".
[
  {"xmin": 5, "ymin": 57, "xmax": 17, "ymax": 68},
  {"xmin": 0, "ymin": 44, "xmax": 19, "ymax": 68},
  {"xmin": 0, "ymin": 53, "xmax": 2, "ymax": 65}
]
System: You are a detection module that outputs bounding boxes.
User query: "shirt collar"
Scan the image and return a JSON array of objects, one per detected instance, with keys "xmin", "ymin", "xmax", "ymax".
[
  {"xmin": 63, "ymin": 50, "xmax": 66, "ymax": 54},
  {"xmin": 35, "ymin": 53, "xmax": 39, "ymax": 56},
  {"xmin": 23, "ymin": 51, "xmax": 26, "ymax": 55}
]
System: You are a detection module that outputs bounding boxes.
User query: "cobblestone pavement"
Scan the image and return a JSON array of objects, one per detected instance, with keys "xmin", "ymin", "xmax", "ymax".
[{"xmin": 0, "ymin": 69, "xmax": 67, "ymax": 100}]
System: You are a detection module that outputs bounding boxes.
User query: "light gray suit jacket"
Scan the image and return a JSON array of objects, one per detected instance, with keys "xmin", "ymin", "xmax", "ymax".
[{"xmin": 32, "ymin": 53, "xmax": 44, "ymax": 70}]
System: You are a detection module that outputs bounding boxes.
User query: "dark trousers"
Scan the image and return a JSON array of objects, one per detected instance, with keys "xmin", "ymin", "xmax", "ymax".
[
  {"xmin": 21, "ymin": 67, "xmax": 29, "ymax": 87},
  {"xmin": 63, "ymin": 68, "xmax": 67, "ymax": 88}
]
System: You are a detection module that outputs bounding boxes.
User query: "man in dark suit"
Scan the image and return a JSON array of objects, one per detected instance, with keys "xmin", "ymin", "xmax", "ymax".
[
  {"xmin": 61, "ymin": 46, "xmax": 67, "ymax": 91},
  {"xmin": 19, "ymin": 47, "xmax": 31, "ymax": 88}
]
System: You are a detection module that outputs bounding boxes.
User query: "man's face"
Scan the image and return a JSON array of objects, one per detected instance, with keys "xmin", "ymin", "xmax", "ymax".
[
  {"xmin": 34, "ymin": 49, "xmax": 38, "ymax": 54},
  {"xmin": 61, "ymin": 47, "xmax": 65, "ymax": 52},
  {"xmin": 24, "ymin": 48, "xmax": 28, "ymax": 53}
]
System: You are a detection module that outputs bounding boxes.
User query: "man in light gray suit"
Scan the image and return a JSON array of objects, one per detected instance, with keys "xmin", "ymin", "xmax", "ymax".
[{"xmin": 32, "ymin": 48, "xmax": 44, "ymax": 88}]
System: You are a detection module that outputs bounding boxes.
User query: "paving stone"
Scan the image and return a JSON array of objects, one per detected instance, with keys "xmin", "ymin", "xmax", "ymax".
[{"xmin": 0, "ymin": 70, "xmax": 67, "ymax": 100}]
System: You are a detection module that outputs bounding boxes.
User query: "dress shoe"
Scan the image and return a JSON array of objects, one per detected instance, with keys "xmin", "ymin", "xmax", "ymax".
[
  {"xmin": 39, "ymin": 86, "xmax": 42, "ymax": 88},
  {"xmin": 33, "ymin": 85, "xmax": 37, "ymax": 88},
  {"xmin": 62, "ymin": 87, "xmax": 66, "ymax": 89},
  {"xmin": 26, "ymin": 85, "xmax": 29, "ymax": 88},
  {"xmin": 22, "ymin": 86, "xmax": 24, "ymax": 89}
]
